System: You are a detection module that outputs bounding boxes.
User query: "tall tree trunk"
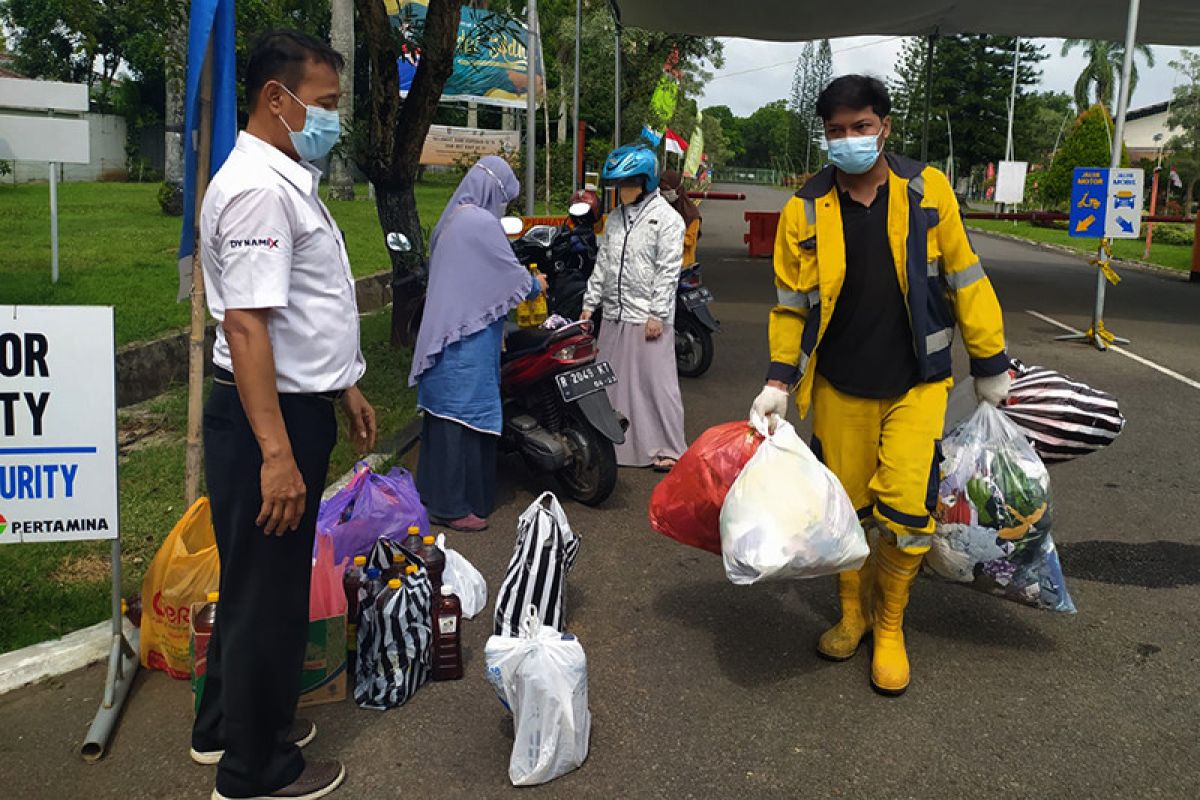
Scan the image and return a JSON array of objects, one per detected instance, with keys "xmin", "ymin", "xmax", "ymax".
[
  {"xmin": 329, "ymin": 0, "xmax": 356, "ymax": 201},
  {"xmin": 355, "ymin": 0, "xmax": 464, "ymax": 346},
  {"xmin": 161, "ymin": 18, "xmax": 186, "ymax": 215}
]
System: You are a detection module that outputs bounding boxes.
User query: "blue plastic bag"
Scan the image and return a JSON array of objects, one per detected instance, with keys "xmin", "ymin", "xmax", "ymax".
[{"xmin": 315, "ymin": 462, "xmax": 431, "ymax": 565}]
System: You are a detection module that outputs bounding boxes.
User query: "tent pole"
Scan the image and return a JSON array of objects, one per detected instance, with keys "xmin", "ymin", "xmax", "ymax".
[
  {"xmin": 920, "ymin": 33, "xmax": 936, "ymax": 162},
  {"xmin": 572, "ymin": 0, "xmax": 582, "ymax": 192},
  {"xmin": 525, "ymin": 0, "xmax": 539, "ymax": 216},
  {"xmin": 614, "ymin": 22, "xmax": 623, "ymax": 145}
]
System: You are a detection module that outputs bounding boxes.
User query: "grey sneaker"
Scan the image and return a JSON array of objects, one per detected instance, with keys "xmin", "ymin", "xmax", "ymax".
[
  {"xmin": 190, "ymin": 718, "xmax": 317, "ymax": 766},
  {"xmin": 211, "ymin": 760, "xmax": 346, "ymax": 800}
]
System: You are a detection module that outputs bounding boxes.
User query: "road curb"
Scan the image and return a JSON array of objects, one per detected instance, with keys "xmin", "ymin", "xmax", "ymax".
[
  {"xmin": 0, "ymin": 618, "xmax": 137, "ymax": 697},
  {"xmin": 0, "ymin": 414, "xmax": 425, "ymax": 697},
  {"xmin": 967, "ymin": 227, "xmax": 1192, "ymax": 281}
]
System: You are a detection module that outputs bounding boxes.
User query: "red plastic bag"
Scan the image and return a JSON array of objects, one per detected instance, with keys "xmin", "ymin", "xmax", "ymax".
[
  {"xmin": 649, "ymin": 421, "xmax": 764, "ymax": 554},
  {"xmin": 310, "ymin": 533, "xmax": 348, "ymax": 621}
]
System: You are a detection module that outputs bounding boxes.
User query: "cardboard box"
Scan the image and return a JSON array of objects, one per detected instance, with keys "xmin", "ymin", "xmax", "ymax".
[
  {"xmin": 298, "ymin": 614, "xmax": 348, "ymax": 708},
  {"xmin": 190, "ymin": 609, "xmax": 348, "ymax": 713}
]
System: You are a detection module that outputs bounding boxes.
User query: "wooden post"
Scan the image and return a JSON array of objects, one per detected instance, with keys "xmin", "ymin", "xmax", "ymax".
[{"xmin": 185, "ymin": 44, "xmax": 214, "ymax": 506}]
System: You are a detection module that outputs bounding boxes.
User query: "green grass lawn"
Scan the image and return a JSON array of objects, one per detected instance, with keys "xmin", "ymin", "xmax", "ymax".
[
  {"xmin": 966, "ymin": 218, "xmax": 1195, "ymax": 273},
  {"xmin": 1, "ymin": 179, "xmax": 457, "ymax": 346},
  {"xmin": 0, "ymin": 309, "xmax": 416, "ymax": 653}
]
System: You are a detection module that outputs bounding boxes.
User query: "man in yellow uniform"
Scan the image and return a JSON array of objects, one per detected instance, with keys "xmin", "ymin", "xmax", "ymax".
[{"xmin": 751, "ymin": 75, "xmax": 1011, "ymax": 695}]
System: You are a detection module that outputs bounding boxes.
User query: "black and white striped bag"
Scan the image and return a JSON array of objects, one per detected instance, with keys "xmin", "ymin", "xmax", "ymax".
[
  {"xmin": 1000, "ymin": 361, "xmax": 1126, "ymax": 463},
  {"xmin": 354, "ymin": 538, "xmax": 433, "ymax": 710},
  {"xmin": 494, "ymin": 493, "xmax": 581, "ymax": 637}
]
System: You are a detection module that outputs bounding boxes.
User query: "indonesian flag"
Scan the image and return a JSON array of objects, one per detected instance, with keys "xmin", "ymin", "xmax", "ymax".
[
  {"xmin": 1170, "ymin": 167, "xmax": 1183, "ymax": 189},
  {"xmin": 664, "ymin": 129, "xmax": 689, "ymax": 156}
]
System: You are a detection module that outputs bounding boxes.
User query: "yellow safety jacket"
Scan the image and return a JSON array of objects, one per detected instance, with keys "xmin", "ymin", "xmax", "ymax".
[{"xmin": 768, "ymin": 154, "xmax": 1008, "ymax": 418}]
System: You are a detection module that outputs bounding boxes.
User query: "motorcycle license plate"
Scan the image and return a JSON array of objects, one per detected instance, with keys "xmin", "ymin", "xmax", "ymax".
[
  {"xmin": 682, "ymin": 287, "xmax": 713, "ymax": 310},
  {"xmin": 556, "ymin": 362, "xmax": 617, "ymax": 403}
]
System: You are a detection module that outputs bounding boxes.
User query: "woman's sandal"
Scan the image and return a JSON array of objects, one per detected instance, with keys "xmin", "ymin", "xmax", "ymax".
[{"xmin": 652, "ymin": 458, "xmax": 677, "ymax": 473}]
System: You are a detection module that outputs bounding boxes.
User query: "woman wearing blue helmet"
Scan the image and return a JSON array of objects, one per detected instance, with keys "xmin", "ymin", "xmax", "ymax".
[{"xmin": 581, "ymin": 144, "xmax": 687, "ymax": 471}]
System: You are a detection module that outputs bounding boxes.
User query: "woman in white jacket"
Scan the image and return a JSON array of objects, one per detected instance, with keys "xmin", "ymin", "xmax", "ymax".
[{"xmin": 581, "ymin": 145, "xmax": 687, "ymax": 470}]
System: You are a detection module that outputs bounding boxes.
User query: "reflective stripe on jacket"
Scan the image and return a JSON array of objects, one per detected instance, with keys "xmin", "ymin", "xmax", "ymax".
[{"xmin": 768, "ymin": 154, "xmax": 1008, "ymax": 418}]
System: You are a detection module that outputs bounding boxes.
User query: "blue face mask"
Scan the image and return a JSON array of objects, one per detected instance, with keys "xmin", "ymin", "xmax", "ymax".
[
  {"xmin": 827, "ymin": 133, "xmax": 882, "ymax": 175},
  {"xmin": 278, "ymin": 84, "xmax": 341, "ymax": 162}
]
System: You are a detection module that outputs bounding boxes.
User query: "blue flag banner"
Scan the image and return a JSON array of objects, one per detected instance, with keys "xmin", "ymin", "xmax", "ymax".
[
  {"xmin": 177, "ymin": 0, "xmax": 238, "ymax": 301},
  {"xmin": 640, "ymin": 126, "xmax": 663, "ymax": 148}
]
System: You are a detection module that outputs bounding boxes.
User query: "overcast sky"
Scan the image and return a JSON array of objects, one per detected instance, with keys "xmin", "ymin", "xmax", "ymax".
[{"xmin": 700, "ymin": 36, "xmax": 1191, "ymax": 117}]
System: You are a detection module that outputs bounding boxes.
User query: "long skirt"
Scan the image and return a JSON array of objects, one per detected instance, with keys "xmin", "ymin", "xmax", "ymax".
[
  {"xmin": 416, "ymin": 413, "xmax": 499, "ymax": 520},
  {"xmin": 598, "ymin": 319, "xmax": 687, "ymax": 467}
]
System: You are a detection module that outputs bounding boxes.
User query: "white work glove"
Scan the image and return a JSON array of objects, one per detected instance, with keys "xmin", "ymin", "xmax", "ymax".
[
  {"xmin": 974, "ymin": 372, "xmax": 1012, "ymax": 407},
  {"xmin": 750, "ymin": 385, "xmax": 790, "ymax": 425}
]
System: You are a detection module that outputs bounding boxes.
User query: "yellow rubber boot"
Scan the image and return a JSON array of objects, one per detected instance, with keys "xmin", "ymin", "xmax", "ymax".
[
  {"xmin": 817, "ymin": 556, "xmax": 875, "ymax": 661},
  {"xmin": 870, "ymin": 541, "xmax": 924, "ymax": 695}
]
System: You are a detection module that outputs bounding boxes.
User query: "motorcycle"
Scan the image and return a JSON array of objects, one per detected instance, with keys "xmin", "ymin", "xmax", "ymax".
[
  {"xmin": 674, "ymin": 265, "xmax": 720, "ymax": 378},
  {"xmin": 512, "ymin": 213, "xmax": 719, "ymax": 378},
  {"xmin": 500, "ymin": 319, "xmax": 625, "ymax": 506},
  {"xmin": 388, "ymin": 226, "xmax": 625, "ymax": 507}
]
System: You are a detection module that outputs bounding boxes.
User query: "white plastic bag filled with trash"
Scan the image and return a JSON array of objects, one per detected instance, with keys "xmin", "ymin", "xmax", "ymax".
[
  {"xmin": 719, "ymin": 412, "xmax": 869, "ymax": 584},
  {"xmin": 484, "ymin": 607, "xmax": 590, "ymax": 786},
  {"xmin": 928, "ymin": 402, "xmax": 1075, "ymax": 612}
]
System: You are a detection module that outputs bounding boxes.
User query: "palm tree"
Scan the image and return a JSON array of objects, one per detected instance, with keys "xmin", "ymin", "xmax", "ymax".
[{"xmin": 1062, "ymin": 39, "xmax": 1156, "ymax": 113}]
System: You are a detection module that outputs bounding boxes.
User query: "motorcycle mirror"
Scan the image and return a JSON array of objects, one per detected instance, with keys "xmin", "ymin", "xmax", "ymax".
[
  {"xmin": 568, "ymin": 201, "xmax": 592, "ymax": 218},
  {"xmin": 385, "ymin": 232, "xmax": 412, "ymax": 253},
  {"xmin": 500, "ymin": 216, "xmax": 524, "ymax": 236},
  {"xmin": 524, "ymin": 225, "xmax": 556, "ymax": 248}
]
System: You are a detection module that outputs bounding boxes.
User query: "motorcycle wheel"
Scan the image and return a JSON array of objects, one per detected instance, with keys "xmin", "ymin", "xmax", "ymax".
[
  {"xmin": 675, "ymin": 315, "xmax": 714, "ymax": 378},
  {"xmin": 555, "ymin": 417, "xmax": 618, "ymax": 506}
]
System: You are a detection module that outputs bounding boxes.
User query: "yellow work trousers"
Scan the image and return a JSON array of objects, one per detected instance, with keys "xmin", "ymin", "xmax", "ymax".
[{"xmin": 810, "ymin": 375, "xmax": 952, "ymax": 554}]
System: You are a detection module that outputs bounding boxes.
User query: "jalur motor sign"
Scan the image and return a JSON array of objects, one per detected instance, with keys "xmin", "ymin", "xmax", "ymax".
[{"xmin": 0, "ymin": 306, "xmax": 119, "ymax": 543}]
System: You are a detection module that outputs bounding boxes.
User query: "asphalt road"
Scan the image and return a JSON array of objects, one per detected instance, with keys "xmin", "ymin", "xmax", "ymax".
[{"xmin": 2, "ymin": 185, "xmax": 1197, "ymax": 800}]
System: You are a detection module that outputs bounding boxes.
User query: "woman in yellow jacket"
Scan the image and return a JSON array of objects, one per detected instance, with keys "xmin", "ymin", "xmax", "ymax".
[
  {"xmin": 751, "ymin": 76, "xmax": 1012, "ymax": 696},
  {"xmin": 660, "ymin": 169, "xmax": 701, "ymax": 266}
]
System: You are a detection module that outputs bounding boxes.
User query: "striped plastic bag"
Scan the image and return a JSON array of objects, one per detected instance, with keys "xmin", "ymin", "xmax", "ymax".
[
  {"xmin": 354, "ymin": 538, "xmax": 433, "ymax": 709},
  {"xmin": 1000, "ymin": 360, "xmax": 1125, "ymax": 463},
  {"xmin": 494, "ymin": 493, "xmax": 580, "ymax": 637}
]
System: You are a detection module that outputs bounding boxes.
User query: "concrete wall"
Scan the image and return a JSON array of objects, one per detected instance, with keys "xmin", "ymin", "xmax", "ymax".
[{"xmin": 5, "ymin": 113, "xmax": 127, "ymax": 184}]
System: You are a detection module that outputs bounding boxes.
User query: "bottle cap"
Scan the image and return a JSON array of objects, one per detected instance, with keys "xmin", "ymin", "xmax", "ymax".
[
  {"xmin": 366, "ymin": 567, "xmax": 381, "ymax": 579},
  {"xmin": 423, "ymin": 535, "xmax": 435, "ymax": 545},
  {"xmin": 392, "ymin": 552, "xmax": 406, "ymax": 564},
  {"xmin": 354, "ymin": 556, "xmax": 367, "ymax": 566},
  {"xmin": 440, "ymin": 584, "xmax": 455, "ymax": 597},
  {"xmin": 405, "ymin": 565, "xmax": 418, "ymax": 575},
  {"xmin": 206, "ymin": 591, "xmax": 219, "ymax": 603},
  {"xmin": 388, "ymin": 579, "xmax": 402, "ymax": 589},
  {"xmin": 408, "ymin": 526, "xmax": 420, "ymax": 534}
]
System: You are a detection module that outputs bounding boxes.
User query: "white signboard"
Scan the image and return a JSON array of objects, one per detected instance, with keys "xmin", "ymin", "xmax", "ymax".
[
  {"xmin": 994, "ymin": 160, "xmax": 1028, "ymax": 205},
  {"xmin": 0, "ymin": 116, "xmax": 90, "ymax": 164},
  {"xmin": 0, "ymin": 306, "xmax": 119, "ymax": 544},
  {"xmin": 1105, "ymin": 168, "xmax": 1145, "ymax": 239},
  {"xmin": 0, "ymin": 77, "xmax": 89, "ymax": 112}
]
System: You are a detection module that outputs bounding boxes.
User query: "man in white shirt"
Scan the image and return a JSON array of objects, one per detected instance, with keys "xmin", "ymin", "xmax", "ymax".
[{"xmin": 190, "ymin": 30, "xmax": 374, "ymax": 800}]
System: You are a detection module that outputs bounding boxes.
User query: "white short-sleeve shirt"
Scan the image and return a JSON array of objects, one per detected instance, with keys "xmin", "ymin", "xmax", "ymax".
[{"xmin": 200, "ymin": 131, "xmax": 365, "ymax": 394}]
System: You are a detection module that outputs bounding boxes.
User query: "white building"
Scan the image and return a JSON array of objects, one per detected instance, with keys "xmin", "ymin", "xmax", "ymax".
[{"xmin": 1123, "ymin": 101, "xmax": 1184, "ymax": 163}]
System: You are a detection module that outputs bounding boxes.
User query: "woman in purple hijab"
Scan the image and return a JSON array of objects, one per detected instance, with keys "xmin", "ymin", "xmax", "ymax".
[{"xmin": 410, "ymin": 156, "xmax": 546, "ymax": 531}]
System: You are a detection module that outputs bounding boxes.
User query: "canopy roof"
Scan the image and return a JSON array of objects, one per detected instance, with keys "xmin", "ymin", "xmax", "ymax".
[{"xmin": 610, "ymin": 1, "xmax": 1200, "ymax": 47}]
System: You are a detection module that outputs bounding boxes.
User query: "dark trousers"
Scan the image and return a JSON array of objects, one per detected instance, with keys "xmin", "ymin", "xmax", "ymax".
[
  {"xmin": 192, "ymin": 383, "xmax": 337, "ymax": 797},
  {"xmin": 416, "ymin": 413, "xmax": 498, "ymax": 520}
]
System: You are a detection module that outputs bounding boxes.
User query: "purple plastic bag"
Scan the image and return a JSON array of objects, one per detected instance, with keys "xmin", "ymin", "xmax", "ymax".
[{"xmin": 315, "ymin": 462, "xmax": 431, "ymax": 565}]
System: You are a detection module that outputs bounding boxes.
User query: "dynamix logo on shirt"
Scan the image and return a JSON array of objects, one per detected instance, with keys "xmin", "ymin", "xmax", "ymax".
[{"xmin": 228, "ymin": 237, "xmax": 280, "ymax": 250}]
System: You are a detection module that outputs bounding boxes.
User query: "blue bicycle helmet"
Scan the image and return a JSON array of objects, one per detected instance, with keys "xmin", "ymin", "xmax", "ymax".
[{"xmin": 602, "ymin": 144, "xmax": 660, "ymax": 192}]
